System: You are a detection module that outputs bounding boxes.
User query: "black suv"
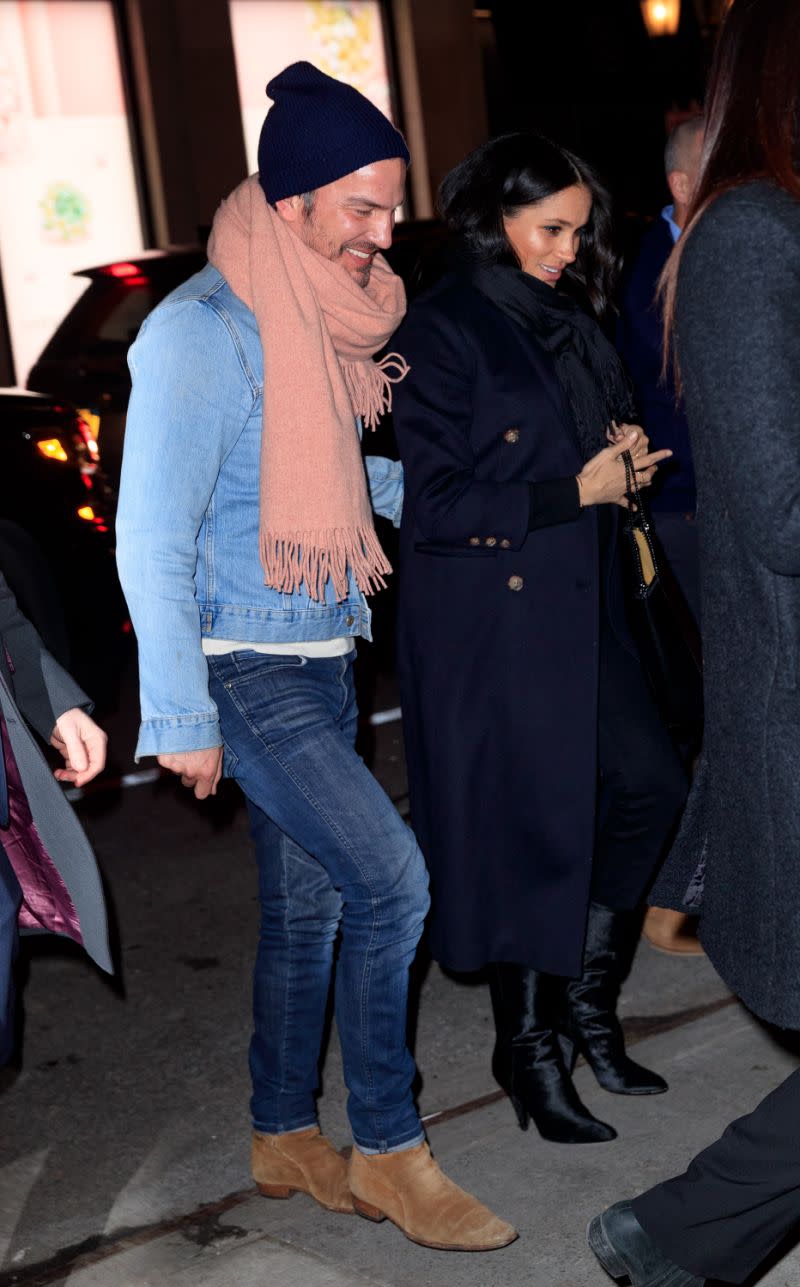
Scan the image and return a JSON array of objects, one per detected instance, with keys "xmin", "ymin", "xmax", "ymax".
[
  {"xmin": 0, "ymin": 390, "xmax": 129, "ymax": 706},
  {"xmin": 26, "ymin": 223, "xmax": 448, "ymax": 483}
]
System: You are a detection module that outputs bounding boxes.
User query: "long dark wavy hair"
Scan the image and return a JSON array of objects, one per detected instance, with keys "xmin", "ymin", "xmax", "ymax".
[
  {"xmin": 438, "ymin": 133, "xmax": 619, "ymax": 320},
  {"xmin": 661, "ymin": 0, "xmax": 800, "ymax": 369}
]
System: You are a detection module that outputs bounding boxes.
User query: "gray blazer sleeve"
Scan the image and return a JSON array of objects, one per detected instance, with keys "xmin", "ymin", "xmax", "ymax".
[
  {"xmin": 677, "ymin": 186, "xmax": 800, "ymax": 574},
  {"xmin": 0, "ymin": 571, "xmax": 91, "ymax": 742}
]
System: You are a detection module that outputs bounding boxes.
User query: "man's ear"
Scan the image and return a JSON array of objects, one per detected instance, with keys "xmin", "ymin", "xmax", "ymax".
[
  {"xmin": 274, "ymin": 195, "xmax": 305, "ymax": 224},
  {"xmin": 667, "ymin": 169, "xmax": 690, "ymax": 206}
]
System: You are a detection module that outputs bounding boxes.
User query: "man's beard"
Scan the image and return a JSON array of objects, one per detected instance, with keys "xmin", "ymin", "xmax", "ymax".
[{"xmin": 301, "ymin": 210, "xmax": 376, "ymax": 288}]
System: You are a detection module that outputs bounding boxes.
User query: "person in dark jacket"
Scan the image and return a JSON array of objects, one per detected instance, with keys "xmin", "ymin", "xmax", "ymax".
[
  {"xmin": 618, "ymin": 116, "xmax": 705, "ymax": 958},
  {"xmin": 391, "ymin": 133, "xmax": 685, "ymax": 1146},
  {"xmin": 618, "ymin": 115, "xmax": 703, "ymax": 620},
  {"xmin": 0, "ymin": 569, "xmax": 110, "ymax": 1065},
  {"xmin": 590, "ymin": 0, "xmax": 800, "ymax": 1281}
]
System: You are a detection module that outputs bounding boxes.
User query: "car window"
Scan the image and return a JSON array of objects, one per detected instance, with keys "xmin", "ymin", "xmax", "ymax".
[{"xmin": 91, "ymin": 286, "xmax": 160, "ymax": 349}]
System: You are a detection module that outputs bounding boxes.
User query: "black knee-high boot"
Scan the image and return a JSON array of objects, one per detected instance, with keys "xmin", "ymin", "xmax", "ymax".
[
  {"xmin": 488, "ymin": 963, "xmax": 616, "ymax": 1143},
  {"xmin": 565, "ymin": 903, "xmax": 667, "ymax": 1095}
]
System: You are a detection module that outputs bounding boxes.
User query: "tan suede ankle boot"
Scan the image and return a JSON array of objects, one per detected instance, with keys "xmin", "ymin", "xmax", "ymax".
[
  {"xmin": 643, "ymin": 907, "xmax": 705, "ymax": 956},
  {"xmin": 252, "ymin": 1126, "xmax": 353, "ymax": 1214},
  {"xmin": 349, "ymin": 1141, "xmax": 517, "ymax": 1251}
]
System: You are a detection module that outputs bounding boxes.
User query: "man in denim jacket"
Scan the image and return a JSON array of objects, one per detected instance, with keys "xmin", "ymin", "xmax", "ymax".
[{"xmin": 116, "ymin": 62, "xmax": 514, "ymax": 1252}]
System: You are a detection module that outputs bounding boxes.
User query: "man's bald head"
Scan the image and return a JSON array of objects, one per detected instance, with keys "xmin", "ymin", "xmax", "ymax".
[{"xmin": 664, "ymin": 117, "xmax": 704, "ymax": 229}]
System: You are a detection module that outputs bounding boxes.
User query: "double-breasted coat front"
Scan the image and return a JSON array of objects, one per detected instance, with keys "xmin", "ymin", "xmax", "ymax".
[{"xmin": 392, "ymin": 275, "xmax": 631, "ymax": 978}]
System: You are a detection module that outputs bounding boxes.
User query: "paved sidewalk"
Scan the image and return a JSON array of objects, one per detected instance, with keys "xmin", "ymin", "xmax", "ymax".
[
  {"xmin": 61, "ymin": 1008, "xmax": 800, "ymax": 1285},
  {"xmin": 2, "ymin": 778, "xmax": 799, "ymax": 1285}
]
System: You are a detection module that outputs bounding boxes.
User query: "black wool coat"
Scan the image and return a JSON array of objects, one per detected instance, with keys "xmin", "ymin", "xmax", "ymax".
[
  {"xmin": 649, "ymin": 182, "xmax": 800, "ymax": 1028},
  {"xmin": 391, "ymin": 274, "xmax": 631, "ymax": 977}
]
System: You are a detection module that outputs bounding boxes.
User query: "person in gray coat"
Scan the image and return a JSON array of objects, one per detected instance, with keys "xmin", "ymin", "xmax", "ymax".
[
  {"xmin": 589, "ymin": 0, "xmax": 800, "ymax": 1283},
  {"xmin": 0, "ymin": 570, "xmax": 111, "ymax": 1065}
]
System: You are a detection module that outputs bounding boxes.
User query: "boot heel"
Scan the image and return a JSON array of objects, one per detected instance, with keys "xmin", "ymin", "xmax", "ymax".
[
  {"xmin": 586, "ymin": 1215, "xmax": 629, "ymax": 1279},
  {"xmin": 508, "ymin": 1091, "xmax": 530, "ymax": 1132},
  {"xmin": 353, "ymin": 1197, "xmax": 387, "ymax": 1222},
  {"xmin": 257, "ymin": 1183, "xmax": 294, "ymax": 1199}
]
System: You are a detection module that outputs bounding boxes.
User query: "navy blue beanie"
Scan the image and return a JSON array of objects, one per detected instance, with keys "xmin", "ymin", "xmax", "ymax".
[{"xmin": 258, "ymin": 61, "xmax": 410, "ymax": 205}]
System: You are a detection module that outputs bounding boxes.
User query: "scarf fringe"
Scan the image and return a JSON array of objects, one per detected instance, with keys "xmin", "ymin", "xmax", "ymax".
[
  {"xmin": 342, "ymin": 351, "xmax": 410, "ymax": 431},
  {"xmin": 261, "ymin": 526, "xmax": 393, "ymax": 603}
]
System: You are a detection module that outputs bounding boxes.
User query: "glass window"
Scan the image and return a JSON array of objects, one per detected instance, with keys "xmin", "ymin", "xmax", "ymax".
[
  {"xmin": 229, "ymin": 1, "xmax": 395, "ymax": 175},
  {"xmin": 0, "ymin": 0, "xmax": 145, "ymax": 384}
]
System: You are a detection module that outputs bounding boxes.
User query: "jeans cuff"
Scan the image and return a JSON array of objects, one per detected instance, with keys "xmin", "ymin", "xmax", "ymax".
[
  {"xmin": 252, "ymin": 1114, "xmax": 318, "ymax": 1136},
  {"xmin": 353, "ymin": 1128, "xmax": 425, "ymax": 1156}
]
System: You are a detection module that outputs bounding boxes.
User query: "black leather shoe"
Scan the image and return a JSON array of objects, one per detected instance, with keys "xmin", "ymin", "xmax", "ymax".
[{"xmin": 587, "ymin": 1201, "xmax": 705, "ymax": 1286}]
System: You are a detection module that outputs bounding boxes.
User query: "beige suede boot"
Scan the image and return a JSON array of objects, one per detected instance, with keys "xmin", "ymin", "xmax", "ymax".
[
  {"xmin": 643, "ymin": 907, "xmax": 705, "ymax": 956},
  {"xmin": 349, "ymin": 1141, "xmax": 517, "ymax": 1251},
  {"xmin": 252, "ymin": 1126, "xmax": 353, "ymax": 1214}
]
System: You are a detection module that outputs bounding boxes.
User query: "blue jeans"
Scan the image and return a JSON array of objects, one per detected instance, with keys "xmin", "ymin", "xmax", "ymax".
[
  {"xmin": 0, "ymin": 838, "xmax": 21, "ymax": 1066},
  {"xmin": 207, "ymin": 650, "xmax": 429, "ymax": 1153}
]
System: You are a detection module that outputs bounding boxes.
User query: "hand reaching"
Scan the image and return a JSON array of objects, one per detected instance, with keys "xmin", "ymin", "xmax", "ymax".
[{"xmin": 51, "ymin": 708, "xmax": 108, "ymax": 788}]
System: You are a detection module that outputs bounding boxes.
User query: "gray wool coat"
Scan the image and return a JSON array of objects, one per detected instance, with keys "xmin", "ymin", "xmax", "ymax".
[
  {"xmin": 0, "ymin": 572, "xmax": 111, "ymax": 973},
  {"xmin": 650, "ymin": 181, "xmax": 800, "ymax": 1028}
]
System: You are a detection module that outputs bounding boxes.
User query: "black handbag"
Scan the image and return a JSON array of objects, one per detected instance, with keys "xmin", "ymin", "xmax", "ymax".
[{"xmin": 620, "ymin": 449, "xmax": 703, "ymax": 738}]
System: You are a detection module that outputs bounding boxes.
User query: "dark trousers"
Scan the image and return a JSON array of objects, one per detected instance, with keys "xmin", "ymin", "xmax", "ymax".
[
  {"xmin": 633, "ymin": 1069, "xmax": 800, "ymax": 1283},
  {"xmin": 0, "ymin": 836, "xmax": 21, "ymax": 1065},
  {"xmin": 591, "ymin": 622, "xmax": 687, "ymax": 910},
  {"xmin": 653, "ymin": 509, "xmax": 700, "ymax": 626}
]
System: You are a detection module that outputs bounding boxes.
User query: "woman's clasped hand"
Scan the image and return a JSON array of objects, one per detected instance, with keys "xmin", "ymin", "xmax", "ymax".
[{"xmin": 577, "ymin": 425, "xmax": 673, "ymax": 508}]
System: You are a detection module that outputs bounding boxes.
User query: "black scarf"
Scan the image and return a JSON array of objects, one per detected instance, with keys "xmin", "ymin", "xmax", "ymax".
[{"xmin": 471, "ymin": 264, "xmax": 635, "ymax": 461}]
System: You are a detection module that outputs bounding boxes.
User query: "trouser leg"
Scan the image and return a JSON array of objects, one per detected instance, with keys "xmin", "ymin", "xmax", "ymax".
[
  {"xmin": 592, "ymin": 626, "xmax": 687, "ymax": 910},
  {"xmin": 652, "ymin": 510, "xmax": 700, "ymax": 626},
  {"xmin": 247, "ymin": 804, "xmax": 341, "ymax": 1134},
  {"xmin": 0, "ymin": 838, "xmax": 21, "ymax": 1066},
  {"xmin": 633, "ymin": 1069, "xmax": 800, "ymax": 1283},
  {"xmin": 208, "ymin": 651, "xmax": 430, "ymax": 1153}
]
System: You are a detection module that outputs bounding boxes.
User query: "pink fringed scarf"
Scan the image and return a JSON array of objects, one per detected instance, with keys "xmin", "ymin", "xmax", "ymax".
[{"xmin": 207, "ymin": 176, "xmax": 409, "ymax": 601}]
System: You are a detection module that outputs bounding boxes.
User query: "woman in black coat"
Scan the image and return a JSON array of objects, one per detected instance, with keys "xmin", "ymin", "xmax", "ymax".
[{"xmin": 392, "ymin": 135, "xmax": 686, "ymax": 1144}]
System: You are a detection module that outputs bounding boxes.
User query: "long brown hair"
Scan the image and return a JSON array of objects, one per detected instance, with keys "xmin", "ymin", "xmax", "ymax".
[{"xmin": 660, "ymin": 0, "xmax": 800, "ymax": 372}]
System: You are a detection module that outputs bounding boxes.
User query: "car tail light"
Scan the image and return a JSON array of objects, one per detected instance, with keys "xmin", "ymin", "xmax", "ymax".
[
  {"xmin": 106, "ymin": 262, "xmax": 140, "ymax": 278},
  {"xmin": 72, "ymin": 414, "xmax": 100, "ymax": 469},
  {"xmin": 77, "ymin": 409, "xmax": 101, "ymax": 440},
  {"xmin": 102, "ymin": 262, "xmax": 149, "ymax": 287},
  {"xmin": 76, "ymin": 502, "xmax": 111, "ymax": 534},
  {"xmin": 36, "ymin": 438, "xmax": 68, "ymax": 462}
]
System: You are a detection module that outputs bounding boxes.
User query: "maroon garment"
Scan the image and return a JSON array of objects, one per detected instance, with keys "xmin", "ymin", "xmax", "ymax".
[{"xmin": 0, "ymin": 713, "xmax": 82, "ymax": 943}]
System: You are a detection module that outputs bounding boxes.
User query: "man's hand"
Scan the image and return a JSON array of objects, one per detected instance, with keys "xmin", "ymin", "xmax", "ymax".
[
  {"xmin": 51, "ymin": 708, "xmax": 108, "ymax": 788},
  {"xmin": 157, "ymin": 747, "xmax": 223, "ymax": 800}
]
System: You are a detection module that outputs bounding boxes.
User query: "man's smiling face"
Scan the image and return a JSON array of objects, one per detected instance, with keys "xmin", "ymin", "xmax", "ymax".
[{"xmin": 276, "ymin": 158, "xmax": 407, "ymax": 287}]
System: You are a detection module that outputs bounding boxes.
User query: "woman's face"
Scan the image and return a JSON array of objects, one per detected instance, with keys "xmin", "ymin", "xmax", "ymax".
[{"xmin": 503, "ymin": 184, "xmax": 592, "ymax": 287}]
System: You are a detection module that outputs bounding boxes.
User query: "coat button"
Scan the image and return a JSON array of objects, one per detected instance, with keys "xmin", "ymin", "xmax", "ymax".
[
  {"xmin": 507, "ymin": 575, "xmax": 524, "ymax": 592},
  {"xmin": 500, "ymin": 539, "xmax": 511, "ymax": 549},
  {"xmin": 503, "ymin": 428, "xmax": 520, "ymax": 444},
  {"xmin": 469, "ymin": 536, "xmax": 480, "ymax": 546},
  {"xmin": 345, "ymin": 614, "xmax": 355, "ymax": 626},
  {"xmin": 485, "ymin": 536, "xmax": 497, "ymax": 547}
]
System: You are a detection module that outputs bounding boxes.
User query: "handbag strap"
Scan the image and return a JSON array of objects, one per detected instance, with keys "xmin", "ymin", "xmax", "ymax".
[{"xmin": 622, "ymin": 448, "xmax": 659, "ymax": 592}]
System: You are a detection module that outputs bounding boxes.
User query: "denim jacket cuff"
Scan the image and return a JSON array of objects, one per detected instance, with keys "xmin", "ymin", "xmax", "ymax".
[{"xmin": 135, "ymin": 715, "xmax": 222, "ymax": 761}]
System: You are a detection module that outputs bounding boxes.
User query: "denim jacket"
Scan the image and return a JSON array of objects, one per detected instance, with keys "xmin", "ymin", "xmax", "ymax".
[{"xmin": 116, "ymin": 264, "xmax": 403, "ymax": 758}]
